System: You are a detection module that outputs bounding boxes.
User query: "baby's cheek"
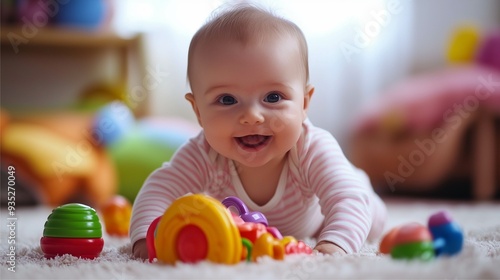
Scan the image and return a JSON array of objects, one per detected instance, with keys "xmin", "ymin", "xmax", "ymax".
[{"xmin": 268, "ymin": 111, "xmax": 300, "ymax": 133}]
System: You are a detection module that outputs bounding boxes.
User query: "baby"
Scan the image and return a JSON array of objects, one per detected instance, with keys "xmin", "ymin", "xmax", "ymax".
[{"xmin": 130, "ymin": 4, "xmax": 387, "ymax": 260}]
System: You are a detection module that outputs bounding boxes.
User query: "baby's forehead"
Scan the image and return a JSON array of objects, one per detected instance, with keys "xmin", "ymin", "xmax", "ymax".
[
  {"xmin": 192, "ymin": 33, "xmax": 303, "ymax": 62},
  {"xmin": 188, "ymin": 35, "xmax": 308, "ymax": 89}
]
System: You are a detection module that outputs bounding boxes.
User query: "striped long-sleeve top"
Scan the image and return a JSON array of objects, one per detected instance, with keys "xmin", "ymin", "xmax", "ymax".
[{"xmin": 130, "ymin": 120, "xmax": 387, "ymax": 253}]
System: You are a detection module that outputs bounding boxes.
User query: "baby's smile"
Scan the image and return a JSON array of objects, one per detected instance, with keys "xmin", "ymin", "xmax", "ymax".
[{"xmin": 235, "ymin": 135, "xmax": 271, "ymax": 151}]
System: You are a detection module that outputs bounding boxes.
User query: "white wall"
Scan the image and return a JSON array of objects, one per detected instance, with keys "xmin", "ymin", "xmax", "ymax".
[
  {"xmin": 3, "ymin": 0, "xmax": 499, "ymax": 145},
  {"xmin": 409, "ymin": 0, "xmax": 500, "ymax": 73}
]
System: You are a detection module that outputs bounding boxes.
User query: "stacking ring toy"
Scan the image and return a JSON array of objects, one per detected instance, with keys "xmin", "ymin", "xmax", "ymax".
[
  {"xmin": 147, "ymin": 194, "xmax": 313, "ymax": 265},
  {"xmin": 221, "ymin": 196, "xmax": 268, "ymax": 226},
  {"xmin": 40, "ymin": 203, "xmax": 104, "ymax": 259},
  {"xmin": 148, "ymin": 194, "xmax": 242, "ymax": 265}
]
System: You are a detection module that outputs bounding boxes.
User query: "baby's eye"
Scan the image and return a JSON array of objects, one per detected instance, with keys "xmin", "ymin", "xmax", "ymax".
[
  {"xmin": 264, "ymin": 92, "xmax": 282, "ymax": 103},
  {"xmin": 218, "ymin": 95, "xmax": 237, "ymax": 105}
]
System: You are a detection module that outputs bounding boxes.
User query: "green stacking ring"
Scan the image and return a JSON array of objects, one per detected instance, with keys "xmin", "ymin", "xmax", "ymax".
[{"xmin": 43, "ymin": 203, "xmax": 103, "ymax": 238}]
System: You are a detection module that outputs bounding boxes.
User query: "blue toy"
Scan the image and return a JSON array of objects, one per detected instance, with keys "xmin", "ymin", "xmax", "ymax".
[
  {"xmin": 92, "ymin": 101, "xmax": 135, "ymax": 147},
  {"xmin": 379, "ymin": 210, "xmax": 463, "ymax": 260},
  {"xmin": 53, "ymin": 0, "xmax": 107, "ymax": 29},
  {"xmin": 428, "ymin": 211, "xmax": 463, "ymax": 256},
  {"xmin": 93, "ymin": 101, "xmax": 201, "ymax": 202}
]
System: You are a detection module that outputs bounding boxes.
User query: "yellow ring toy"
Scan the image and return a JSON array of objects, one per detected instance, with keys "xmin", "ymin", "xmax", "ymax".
[{"xmin": 154, "ymin": 194, "xmax": 242, "ymax": 265}]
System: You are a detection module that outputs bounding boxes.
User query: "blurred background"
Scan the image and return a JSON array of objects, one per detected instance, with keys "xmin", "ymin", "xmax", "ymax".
[{"xmin": 1, "ymin": 0, "xmax": 499, "ymax": 208}]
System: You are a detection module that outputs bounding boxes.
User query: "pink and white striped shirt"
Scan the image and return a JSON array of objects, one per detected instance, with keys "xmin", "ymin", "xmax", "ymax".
[{"xmin": 130, "ymin": 120, "xmax": 386, "ymax": 253}]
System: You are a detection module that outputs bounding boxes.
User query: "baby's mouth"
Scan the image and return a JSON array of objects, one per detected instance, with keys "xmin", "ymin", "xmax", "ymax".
[{"xmin": 236, "ymin": 135, "xmax": 271, "ymax": 149}]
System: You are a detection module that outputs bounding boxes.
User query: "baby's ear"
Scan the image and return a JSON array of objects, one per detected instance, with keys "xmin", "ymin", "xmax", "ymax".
[
  {"xmin": 303, "ymin": 85, "xmax": 315, "ymax": 120},
  {"xmin": 185, "ymin": 93, "xmax": 203, "ymax": 127}
]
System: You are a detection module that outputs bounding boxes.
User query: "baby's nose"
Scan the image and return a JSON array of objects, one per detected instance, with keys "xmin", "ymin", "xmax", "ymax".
[{"xmin": 240, "ymin": 105, "xmax": 265, "ymax": 125}]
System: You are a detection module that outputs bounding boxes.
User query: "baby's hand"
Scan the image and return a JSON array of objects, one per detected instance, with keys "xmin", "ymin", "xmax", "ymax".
[
  {"xmin": 314, "ymin": 240, "xmax": 347, "ymax": 255},
  {"xmin": 132, "ymin": 239, "xmax": 149, "ymax": 260}
]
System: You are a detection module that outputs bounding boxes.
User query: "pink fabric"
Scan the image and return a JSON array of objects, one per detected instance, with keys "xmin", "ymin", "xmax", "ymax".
[{"xmin": 352, "ymin": 65, "xmax": 500, "ymax": 134}]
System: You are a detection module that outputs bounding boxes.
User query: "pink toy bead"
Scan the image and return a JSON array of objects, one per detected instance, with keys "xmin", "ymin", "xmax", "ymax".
[{"xmin": 266, "ymin": 227, "xmax": 283, "ymax": 240}]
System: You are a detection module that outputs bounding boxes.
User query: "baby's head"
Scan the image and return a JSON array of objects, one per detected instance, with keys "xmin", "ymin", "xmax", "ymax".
[
  {"xmin": 187, "ymin": 4, "xmax": 310, "ymax": 86},
  {"xmin": 185, "ymin": 5, "xmax": 314, "ymax": 167}
]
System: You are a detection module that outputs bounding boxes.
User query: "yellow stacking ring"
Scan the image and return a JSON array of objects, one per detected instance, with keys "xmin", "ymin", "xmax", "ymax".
[{"xmin": 154, "ymin": 194, "xmax": 242, "ymax": 265}]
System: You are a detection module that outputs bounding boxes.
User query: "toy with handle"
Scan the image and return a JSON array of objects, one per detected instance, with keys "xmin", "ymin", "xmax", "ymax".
[
  {"xmin": 221, "ymin": 196, "xmax": 268, "ymax": 226},
  {"xmin": 222, "ymin": 196, "xmax": 283, "ymax": 240},
  {"xmin": 379, "ymin": 210, "xmax": 463, "ymax": 260},
  {"xmin": 146, "ymin": 194, "xmax": 312, "ymax": 264}
]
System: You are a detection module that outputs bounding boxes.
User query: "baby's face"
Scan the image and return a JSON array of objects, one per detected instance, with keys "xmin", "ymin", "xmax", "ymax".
[{"xmin": 187, "ymin": 36, "xmax": 312, "ymax": 168}]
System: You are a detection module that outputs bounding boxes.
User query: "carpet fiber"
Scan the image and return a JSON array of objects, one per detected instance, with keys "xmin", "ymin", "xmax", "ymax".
[{"xmin": 1, "ymin": 198, "xmax": 499, "ymax": 279}]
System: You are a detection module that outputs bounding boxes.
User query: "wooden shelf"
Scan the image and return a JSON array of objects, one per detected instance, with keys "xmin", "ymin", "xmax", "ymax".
[
  {"xmin": 1, "ymin": 26, "xmax": 149, "ymax": 116},
  {"xmin": 0, "ymin": 26, "xmax": 141, "ymax": 48}
]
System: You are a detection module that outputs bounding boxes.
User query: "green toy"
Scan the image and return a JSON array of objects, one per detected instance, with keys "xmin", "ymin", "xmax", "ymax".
[{"xmin": 40, "ymin": 203, "xmax": 104, "ymax": 259}]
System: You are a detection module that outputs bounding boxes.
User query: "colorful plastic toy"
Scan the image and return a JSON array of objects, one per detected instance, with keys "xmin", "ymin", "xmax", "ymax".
[
  {"xmin": 146, "ymin": 194, "xmax": 312, "ymax": 264},
  {"xmin": 379, "ymin": 210, "xmax": 463, "ymax": 260},
  {"xmin": 428, "ymin": 211, "xmax": 464, "ymax": 256},
  {"xmin": 109, "ymin": 116, "xmax": 200, "ymax": 203},
  {"xmin": 101, "ymin": 195, "xmax": 132, "ymax": 237},
  {"xmin": 52, "ymin": 0, "xmax": 108, "ymax": 29},
  {"xmin": 0, "ymin": 108, "xmax": 117, "ymax": 208},
  {"xmin": 447, "ymin": 25, "xmax": 480, "ymax": 64},
  {"xmin": 222, "ymin": 196, "xmax": 268, "ymax": 226},
  {"xmin": 40, "ymin": 203, "xmax": 104, "ymax": 259}
]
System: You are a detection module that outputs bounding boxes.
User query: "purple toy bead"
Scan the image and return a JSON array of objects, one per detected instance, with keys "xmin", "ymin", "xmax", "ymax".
[
  {"xmin": 476, "ymin": 29, "xmax": 500, "ymax": 71},
  {"xmin": 222, "ymin": 196, "xmax": 268, "ymax": 226},
  {"xmin": 222, "ymin": 196, "xmax": 249, "ymax": 215},
  {"xmin": 428, "ymin": 210, "xmax": 453, "ymax": 227},
  {"xmin": 241, "ymin": 212, "xmax": 268, "ymax": 226}
]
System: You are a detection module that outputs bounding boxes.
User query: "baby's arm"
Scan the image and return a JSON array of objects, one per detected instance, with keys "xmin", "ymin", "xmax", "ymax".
[
  {"xmin": 129, "ymin": 138, "xmax": 208, "ymax": 260},
  {"xmin": 314, "ymin": 163, "xmax": 382, "ymax": 253},
  {"xmin": 129, "ymin": 166, "xmax": 187, "ymax": 260},
  {"xmin": 304, "ymin": 128, "xmax": 386, "ymax": 253}
]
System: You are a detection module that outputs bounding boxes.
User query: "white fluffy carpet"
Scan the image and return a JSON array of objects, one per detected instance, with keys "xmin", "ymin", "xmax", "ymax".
[{"xmin": 1, "ymin": 198, "xmax": 499, "ymax": 279}]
